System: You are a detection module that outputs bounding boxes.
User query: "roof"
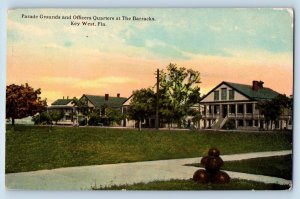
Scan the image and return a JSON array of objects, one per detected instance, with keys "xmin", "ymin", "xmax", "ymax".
[
  {"xmin": 82, "ymin": 94, "xmax": 127, "ymax": 108},
  {"xmin": 201, "ymin": 81, "xmax": 280, "ymax": 102},
  {"xmin": 51, "ymin": 99, "xmax": 73, "ymax": 105},
  {"xmin": 224, "ymin": 81, "xmax": 279, "ymax": 100}
]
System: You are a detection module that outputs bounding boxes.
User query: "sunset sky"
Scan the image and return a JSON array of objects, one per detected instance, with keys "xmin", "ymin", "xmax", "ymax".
[{"xmin": 7, "ymin": 8, "xmax": 293, "ymax": 105}]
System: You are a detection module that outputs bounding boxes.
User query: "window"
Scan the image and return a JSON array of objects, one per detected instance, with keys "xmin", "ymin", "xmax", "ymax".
[
  {"xmin": 221, "ymin": 88, "xmax": 227, "ymax": 100},
  {"xmin": 214, "ymin": 91, "xmax": 219, "ymax": 101},
  {"xmin": 246, "ymin": 104, "xmax": 253, "ymax": 113},
  {"xmin": 209, "ymin": 105, "xmax": 212, "ymax": 114},
  {"xmin": 238, "ymin": 104, "xmax": 243, "ymax": 113},
  {"xmin": 229, "ymin": 90, "xmax": 235, "ymax": 100},
  {"xmin": 214, "ymin": 105, "xmax": 220, "ymax": 114},
  {"xmin": 230, "ymin": 104, "xmax": 235, "ymax": 113}
]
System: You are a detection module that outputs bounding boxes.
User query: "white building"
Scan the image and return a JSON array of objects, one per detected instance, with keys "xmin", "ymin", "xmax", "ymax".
[{"xmin": 199, "ymin": 80, "xmax": 292, "ymax": 130}]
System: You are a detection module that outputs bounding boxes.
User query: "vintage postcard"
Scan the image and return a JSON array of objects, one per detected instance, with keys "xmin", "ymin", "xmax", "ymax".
[{"xmin": 5, "ymin": 8, "xmax": 293, "ymax": 190}]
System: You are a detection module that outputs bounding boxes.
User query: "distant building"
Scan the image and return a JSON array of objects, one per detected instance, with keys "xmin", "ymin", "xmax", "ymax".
[
  {"xmin": 48, "ymin": 94, "xmax": 127, "ymax": 125},
  {"xmin": 48, "ymin": 97, "xmax": 76, "ymax": 125},
  {"xmin": 199, "ymin": 80, "xmax": 292, "ymax": 130}
]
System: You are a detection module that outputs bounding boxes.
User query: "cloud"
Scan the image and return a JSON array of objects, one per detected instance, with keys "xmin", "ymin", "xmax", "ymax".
[
  {"xmin": 7, "ymin": 19, "xmax": 52, "ymax": 37},
  {"xmin": 40, "ymin": 76, "xmax": 138, "ymax": 89}
]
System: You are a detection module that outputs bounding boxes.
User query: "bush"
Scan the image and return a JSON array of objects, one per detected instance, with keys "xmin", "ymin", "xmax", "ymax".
[
  {"xmin": 32, "ymin": 112, "xmax": 52, "ymax": 125},
  {"xmin": 222, "ymin": 120, "xmax": 236, "ymax": 130},
  {"xmin": 88, "ymin": 115, "xmax": 101, "ymax": 126}
]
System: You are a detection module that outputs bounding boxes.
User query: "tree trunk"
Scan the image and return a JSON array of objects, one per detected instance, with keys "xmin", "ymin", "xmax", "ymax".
[
  {"xmin": 12, "ymin": 118, "xmax": 15, "ymax": 125},
  {"xmin": 139, "ymin": 120, "xmax": 141, "ymax": 131}
]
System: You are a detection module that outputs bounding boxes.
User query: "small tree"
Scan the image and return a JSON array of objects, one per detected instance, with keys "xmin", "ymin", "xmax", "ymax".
[
  {"xmin": 6, "ymin": 83, "xmax": 47, "ymax": 125},
  {"xmin": 257, "ymin": 94, "xmax": 292, "ymax": 130},
  {"xmin": 72, "ymin": 97, "xmax": 92, "ymax": 125},
  {"xmin": 105, "ymin": 107, "xmax": 125, "ymax": 126},
  {"xmin": 128, "ymin": 88, "xmax": 156, "ymax": 130},
  {"xmin": 88, "ymin": 109, "xmax": 101, "ymax": 126},
  {"xmin": 32, "ymin": 112, "xmax": 52, "ymax": 125},
  {"xmin": 49, "ymin": 110, "xmax": 64, "ymax": 125}
]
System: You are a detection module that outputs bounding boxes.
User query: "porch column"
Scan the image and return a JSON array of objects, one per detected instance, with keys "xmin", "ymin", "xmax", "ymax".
[
  {"xmin": 227, "ymin": 104, "xmax": 230, "ymax": 116},
  {"xmin": 235, "ymin": 104, "xmax": 238, "ymax": 116},
  {"xmin": 212, "ymin": 105, "xmax": 215, "ymax": 118},
  {"xmin": 121, "ymin": 107, "xmax": 124, "ymax": 126},
  {"xmin": 252, "ymin": 103, "xmax": 255, "ymax": 127},
  {"xmin": 243, "ymin": 103, "xmax": 246, "ymax": 126}
]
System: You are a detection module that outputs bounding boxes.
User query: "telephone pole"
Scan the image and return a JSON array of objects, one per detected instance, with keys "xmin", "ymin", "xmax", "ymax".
[{"xmin": 155, "ymin": 69, "xmax": 159, "ymax": 130}]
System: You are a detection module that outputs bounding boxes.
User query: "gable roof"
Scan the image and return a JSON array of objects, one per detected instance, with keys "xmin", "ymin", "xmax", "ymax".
[
  {"xmin": 201, "ymin": 81, "xmax": 280, "ymax": 102},
  {"xmin": 51, "ymin": 99, "xmax": 73, "ymax": 106},
  {"xmin": 225, "ymin": 81, "xmax": 279, "ymax": 100},
  {"xmin": 82, "ymin": 94, "xmax": 127, "ymax": 108}
]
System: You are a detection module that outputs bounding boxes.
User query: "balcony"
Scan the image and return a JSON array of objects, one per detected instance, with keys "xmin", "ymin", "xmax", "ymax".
[{"xmin": 203, "ymin": 113, "xmax": 264, "ymax": 119}]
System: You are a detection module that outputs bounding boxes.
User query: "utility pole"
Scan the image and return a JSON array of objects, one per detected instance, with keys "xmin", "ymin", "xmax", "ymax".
[{"xmin": 155, "ymin": 69, "xmax": 159, "ymax": 130}]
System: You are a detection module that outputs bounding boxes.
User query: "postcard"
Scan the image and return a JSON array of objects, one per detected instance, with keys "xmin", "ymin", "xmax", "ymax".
[{"xmin": 5, "ymin": 8, "xmax": 293, "ymax": 190}]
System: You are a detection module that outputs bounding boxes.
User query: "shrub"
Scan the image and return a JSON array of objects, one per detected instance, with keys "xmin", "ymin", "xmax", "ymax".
[{"xmin": 222, "ymin": 120, "xmax": 236, "ymax": 130}]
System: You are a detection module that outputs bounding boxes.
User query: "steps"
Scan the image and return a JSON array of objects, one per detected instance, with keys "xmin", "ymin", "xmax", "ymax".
[{"xmin": 211, "ymin": 115, "xmax": 228, "ymax": 129}]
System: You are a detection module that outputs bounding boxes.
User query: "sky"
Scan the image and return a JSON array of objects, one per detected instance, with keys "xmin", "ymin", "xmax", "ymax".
[{"xmin": 7, "ymin": 8, "xmax": 294, "ymax": 104}]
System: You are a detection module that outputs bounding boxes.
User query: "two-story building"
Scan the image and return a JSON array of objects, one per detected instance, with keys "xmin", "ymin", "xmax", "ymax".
[
  {"xmin": 200, "ymin": 80, "xmax": 292, "ymax": 130},
  {"xmin": 48, "ymin": 94, "xmax": 127, "ymax": 125}
]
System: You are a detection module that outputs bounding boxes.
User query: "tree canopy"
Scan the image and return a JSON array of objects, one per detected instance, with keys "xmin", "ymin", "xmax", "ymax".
[
  {"xmin": 257, "ymin": 94, "xmax": 292, "ymax": 129},
  {"xmin": 159, "ymin": 63, "xmax": 201, "ymax": 126},
  {"xmin": 128, "ymin": 63, "xmax": 201, "ymax": 129},
  {"xmin": 128, "ymin": 88, "xmax": 156, "ymax": 129},
  {"xmin": 6, "ymin": 83, "xmax": 47, "ymax": 125}
]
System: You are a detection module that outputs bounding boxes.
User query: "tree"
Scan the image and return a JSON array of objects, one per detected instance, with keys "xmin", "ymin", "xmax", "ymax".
[
  {"xmin": 6, "ymin": 83, "xmax": 47, "ymax": 125},
  {"xmin": 128, "ymin": 63, "xmax": 201, "ymax": 130},
  {"xmin": 32, "ymin": 112, "xmax": 52, "ymax": 125},
  {"xmin": 49, "ymin": 110, "xmax": 64, "ymax": 125},
  {"xmin": 105, "ymin": 107, "xmax": 125, "ymax": 126},
  {"xmin": 159, "ymin": 63, "xmax": 201, "ymax": 127},
  {"xmin": 88, "ymin": 109, "xmax": 101, "ymax": 126},
  {"xmin": 257, "ymin": 94, "xmax": 292, "ymax": 130},
  {"xmin": 128, "ymin": 88, "xmax": 156, "ymax": 130},
  {"xmin": 72, "ymin": 97, "xmax": 92, "ymax": 125}
]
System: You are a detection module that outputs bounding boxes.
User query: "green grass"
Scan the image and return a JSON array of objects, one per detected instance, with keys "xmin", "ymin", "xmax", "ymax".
[
  {"xmin": 185, "ymin": 155, "xmax": 292, "ymax": 180},
  {"xmin": 6, "ymin": 125, "xmax": 292, "ymax": 173},
  {"xmin": 92, "ymin": 179, "xmax": 290, "ymax": 190}
]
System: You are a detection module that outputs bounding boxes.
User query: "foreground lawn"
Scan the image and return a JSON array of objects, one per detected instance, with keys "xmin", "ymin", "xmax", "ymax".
[
  {"xmin": 6, "ymin": 125, "xmax": 292, "ymax": 173},
  {"xmin": 92, "ymin": 179, "xmax": 290, "ymax": 190},
  {"xmin": 186, "ymin": 155, "xmax": 292, "ymax": 180}
]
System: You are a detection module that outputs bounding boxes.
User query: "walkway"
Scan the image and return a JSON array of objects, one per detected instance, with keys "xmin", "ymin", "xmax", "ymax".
[{"xmin": 5, "ymin": 150, "xmax": 292, "ymax": 190}]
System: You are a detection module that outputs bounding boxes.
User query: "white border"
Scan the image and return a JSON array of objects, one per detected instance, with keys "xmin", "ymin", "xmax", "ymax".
[{"xmin": 0, "ymin": 1, "xmax": 298, "ymax": 199}]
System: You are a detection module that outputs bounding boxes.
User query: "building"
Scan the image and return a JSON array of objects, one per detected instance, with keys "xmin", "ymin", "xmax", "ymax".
[
  {"xmin": 48, "ymin": 94, "xmax": 127, "ymax": 125},
  {"xmin": 199, "ymin": 80, "xmax": 292, "ymax": 130},
  {"xmin": 80, "ymin": 94, "xmax": 127, "ymax": 111},
  {"xmin": 48, "ymin": 97, "xmax": 77, "ymax": 125}
]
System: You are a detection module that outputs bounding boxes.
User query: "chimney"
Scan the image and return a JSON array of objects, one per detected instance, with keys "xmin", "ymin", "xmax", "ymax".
[
  {"xmin": 105, "ymin": 94, "xmax": 109, "ymax": 101},
  {"xmin": 67, "ymin": 96, "xmax": 69, "ymax": 99},
  {"xmin": 258, "ymin": 81, "xmax": 264, "ymax": 89},
  {"xmin": 117, "ymin": 93, "xmax": 120, "ymax": 98},
  {"xmin": 252, "ymin": 80, "xmax": 264, "ymax": 91},
  {"xmin": 63, "ymin": 96, "xmax": 65, "ymax": 99},
  {"xmin": 252, "ymin": 81, "xmax": 259, "ymax": 91}
]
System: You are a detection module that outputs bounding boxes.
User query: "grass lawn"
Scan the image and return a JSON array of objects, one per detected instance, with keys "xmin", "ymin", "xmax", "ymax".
[
  {"xmin": 6, "ymin": 125, "xmax": 292, "ymax": 173},
  {"xmin": 92, "ymin": 179, "xmax": 290, "ymax": 190},
  {"xmin": 185, "ymin": 155, "xmax": 292, "ymax": 180}
]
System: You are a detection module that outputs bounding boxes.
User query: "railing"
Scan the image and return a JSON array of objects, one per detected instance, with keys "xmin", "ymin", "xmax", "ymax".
[{"xmin": 219, "ymin": 115, "xmax": 229, "ymax": 129}]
